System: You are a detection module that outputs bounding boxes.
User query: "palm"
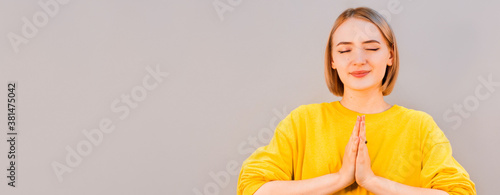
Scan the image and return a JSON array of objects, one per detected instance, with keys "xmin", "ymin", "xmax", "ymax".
[{"xmin": 340, "ymin": 115, "xmax": 375, "ymax": 187}]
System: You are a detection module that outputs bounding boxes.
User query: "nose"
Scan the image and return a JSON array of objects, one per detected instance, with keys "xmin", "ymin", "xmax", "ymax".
[{"xmin": 351, "ymin": 48, "xmax": 367, "ymax": 66}]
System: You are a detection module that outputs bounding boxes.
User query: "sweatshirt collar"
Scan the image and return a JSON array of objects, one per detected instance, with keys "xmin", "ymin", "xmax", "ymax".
[{"xmin": 331, "ymin": 101, "xmax": 402, "ymax": 120}]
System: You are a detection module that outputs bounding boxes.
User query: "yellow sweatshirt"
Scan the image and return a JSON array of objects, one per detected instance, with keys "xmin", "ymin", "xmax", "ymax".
[{"xmin": 237, "ymin": 101, "xmax": 476, "ymax": 195}]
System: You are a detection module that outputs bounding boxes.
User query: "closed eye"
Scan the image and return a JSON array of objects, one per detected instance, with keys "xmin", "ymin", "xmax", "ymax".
[
  {"xmin": 339, "ymin": 50, "xmax": 351, "ymax": 54},
  {"xmin": 366, "ymin": 48, "xmax": 379, "ymax": 51}
]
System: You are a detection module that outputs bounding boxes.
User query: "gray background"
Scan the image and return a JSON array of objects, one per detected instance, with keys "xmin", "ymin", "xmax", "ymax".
[{"xmin": 0, "ymin": 0, "xmax": 498, "ymax": 194}]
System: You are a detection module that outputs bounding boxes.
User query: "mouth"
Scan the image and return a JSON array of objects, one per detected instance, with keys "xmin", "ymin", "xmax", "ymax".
[{"xmin": 350, "ymin": 70, "xmax": 371, "ymax": 78}]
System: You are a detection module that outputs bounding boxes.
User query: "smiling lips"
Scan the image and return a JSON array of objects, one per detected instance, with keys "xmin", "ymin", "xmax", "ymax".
[{"xmin": 350, "ymin": 70, "xmax": 371, "ymax": 78}]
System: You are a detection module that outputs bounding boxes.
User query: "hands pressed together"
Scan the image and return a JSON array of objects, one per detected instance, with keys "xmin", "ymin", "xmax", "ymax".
[{"xmin": 338, "ymin": 115, "xmax": 376, "ymax": 188}]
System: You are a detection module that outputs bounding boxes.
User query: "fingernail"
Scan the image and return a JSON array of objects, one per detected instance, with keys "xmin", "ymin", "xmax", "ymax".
[{"xmin": 357, "ymin": 116, "xmax": 359, "ymax": 120}]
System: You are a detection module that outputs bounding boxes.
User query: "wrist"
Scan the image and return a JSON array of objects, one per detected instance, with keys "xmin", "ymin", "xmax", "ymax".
[
  {"xmin": 358, "ymin": 174, "xmax": 378, "ymax": 190},
  {"xmin": 335, "ymin": 172, "xmax": 353, "ymax": 189}
]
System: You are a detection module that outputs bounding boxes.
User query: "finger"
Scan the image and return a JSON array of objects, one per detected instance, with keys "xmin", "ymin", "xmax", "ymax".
[
  {"xmin": 356, "ymin": 137, "xmax": 366, "ymax": 164},
  {"xmin": 351, "ymin": 116, "xmax": 360, "ymax": 139},
  {"xmin": 347, "ymin": 116, "xmax": 361, "ymax": 157},
  {"xmin": 357, "ymin": 136, "xmax": 370, "ymax": 163},
  {"xmin": 350, "ymin": 136, "xmax": 359, "ymax": 155},
  {"xmin": 362, "ymin": 139, "xmax": 370, "ymax": 159},
  {"xmin": 349, "ymin": 123, "xmax": 359, "ymax": 152},
  {"xmin": 359, "ymin": 116, "xmax": 366, "ymax": 140},
  {"xmin": 347, "ymin": 117, "xmax": 360, "ymax": 158}
]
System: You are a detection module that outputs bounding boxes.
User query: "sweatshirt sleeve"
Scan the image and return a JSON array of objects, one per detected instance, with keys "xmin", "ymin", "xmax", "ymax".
[
  {"xmin": 419, "ymin": 113, "xmax": 476, "ymax": 195},
  {"xmin": 237, "ymin": 109, "xmax": 298, "ymax": 195}
]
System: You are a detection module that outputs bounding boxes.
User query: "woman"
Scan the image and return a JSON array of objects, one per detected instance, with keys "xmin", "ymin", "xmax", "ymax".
[{"xmin": 237, "ymin": 7, "xmax": 476, "ymax": 195}]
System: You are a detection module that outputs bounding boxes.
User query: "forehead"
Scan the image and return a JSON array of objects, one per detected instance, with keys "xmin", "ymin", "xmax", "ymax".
[{"xmin": 332, "ymin": 18, "xmax": 385, "ymax": 45}]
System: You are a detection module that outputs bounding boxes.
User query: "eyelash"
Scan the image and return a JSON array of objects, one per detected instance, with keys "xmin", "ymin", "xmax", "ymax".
[{"xmin": 338, "ymin": 48, "xmax": 379, "ymax": 54}]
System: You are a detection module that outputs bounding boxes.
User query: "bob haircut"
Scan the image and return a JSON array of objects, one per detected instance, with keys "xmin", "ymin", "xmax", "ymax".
[{"xmin": 325, "ymin": 7, "xmax": 399, "ymax": 96}]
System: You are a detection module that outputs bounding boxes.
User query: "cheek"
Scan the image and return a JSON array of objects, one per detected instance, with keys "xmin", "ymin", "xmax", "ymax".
[
  {"xmin": 366, "ymin": 55, "xmax": 389, "ymax": 78},
  {"xmin": 376, "ymin": 65, "xmax": 388, "ymax": 77},
  {"xmin": 367, "ymin": 53, "xmax": 390, "ymax": 69},
  {"xmin": 332, "ymin": 55, "xmax": 351, "ymax": 69},
  {"xmin": 371, "ymin": 64, "xmax": 388, "ymax": 82},
  {"xmin": 371, "ymin": 49, "xmax": 391, "ymax": 63}
]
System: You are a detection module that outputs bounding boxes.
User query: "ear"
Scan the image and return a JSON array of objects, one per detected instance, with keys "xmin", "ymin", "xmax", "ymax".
[
  {"xmin": 331, "ymin": 61, "xmax": 336, "ymax": 69},
  {"xmin": 387, "ymin": 50, "xmax": 394, "ymax": 66}
]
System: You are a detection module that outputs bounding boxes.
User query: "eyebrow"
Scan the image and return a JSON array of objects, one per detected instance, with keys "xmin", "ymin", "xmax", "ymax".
[{"xmin": 336, "ymin": 40, "xmax": 380, "ymax": 46}]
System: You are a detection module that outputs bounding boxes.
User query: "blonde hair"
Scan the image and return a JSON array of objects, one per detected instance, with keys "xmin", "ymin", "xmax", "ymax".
[{"xmin": 324, "ymin": 7, "xmax": 399, "ymax": 96}]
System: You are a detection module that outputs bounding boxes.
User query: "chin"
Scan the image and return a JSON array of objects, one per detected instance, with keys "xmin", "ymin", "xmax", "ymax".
[{"xmin": 346, "ymin": 83, "xmax": 378, "ymax": 92}]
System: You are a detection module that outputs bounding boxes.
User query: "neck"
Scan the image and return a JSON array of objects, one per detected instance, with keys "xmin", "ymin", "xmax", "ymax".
[{"xmin": 340, "ymin": 88, "xmax": 391, "ymax": 114}]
